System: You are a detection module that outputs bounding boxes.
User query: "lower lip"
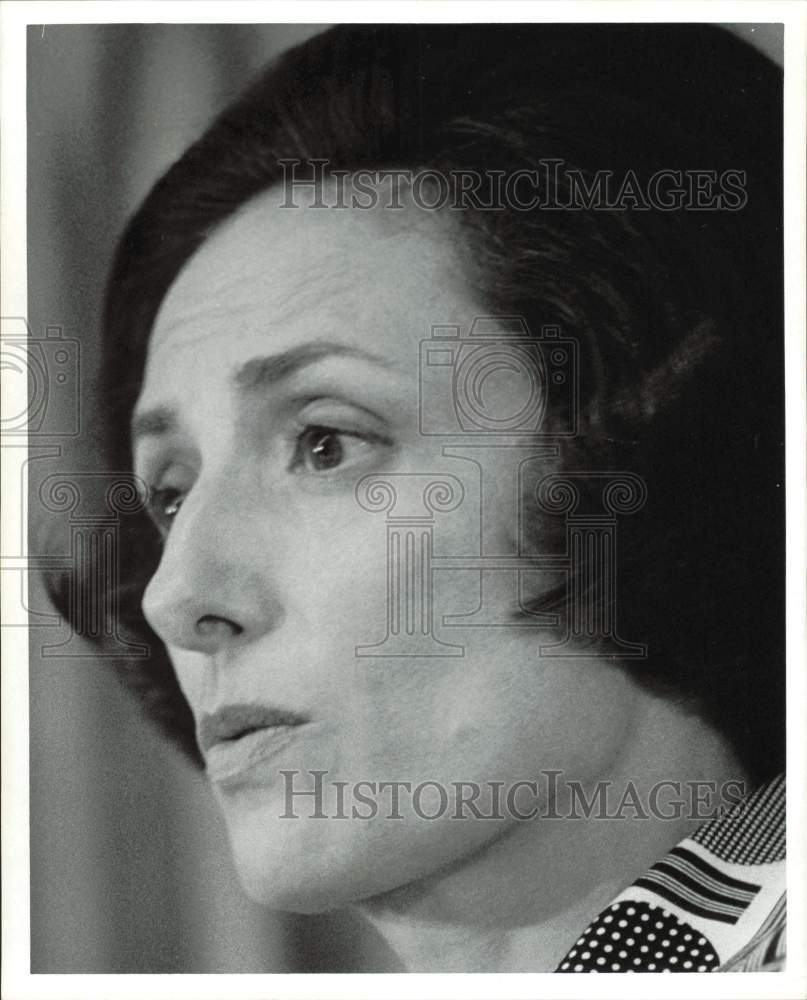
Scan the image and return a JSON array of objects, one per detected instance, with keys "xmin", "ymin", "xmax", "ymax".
[{"xmin": 204, "ymin": 725, "xmax": 309, "ymax": 787}]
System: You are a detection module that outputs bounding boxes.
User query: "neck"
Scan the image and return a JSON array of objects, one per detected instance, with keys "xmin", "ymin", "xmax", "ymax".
[{"xmin": 355, "ymin": 693, "xmax": 749, "ymax": 972}]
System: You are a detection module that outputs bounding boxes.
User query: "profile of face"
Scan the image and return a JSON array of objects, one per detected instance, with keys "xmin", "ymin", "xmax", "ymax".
[{"xmin": 135, "ymin": 182, "xmax": 641, "ymax": 912}]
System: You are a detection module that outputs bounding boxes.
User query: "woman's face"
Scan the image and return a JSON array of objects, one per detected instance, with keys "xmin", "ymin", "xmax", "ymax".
[{"xmin": 135, "ymin": 185, "xmax": 639, "ymax": 911}]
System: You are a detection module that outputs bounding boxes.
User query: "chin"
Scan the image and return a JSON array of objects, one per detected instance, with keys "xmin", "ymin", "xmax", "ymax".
[
  {"xmin": 222, "ymin": 808, "xmax": 394, "ymax": 913},
  {"xmin": 235, "ymin": 865, "xmax": 360, "ymax": 914},
  {"xmin": 221, "ymin": 791, "xmax": 516, "ymax": 914},
  {"xmin": 231, "ymin": 847, "xmax": 411, "ymax": 915}
]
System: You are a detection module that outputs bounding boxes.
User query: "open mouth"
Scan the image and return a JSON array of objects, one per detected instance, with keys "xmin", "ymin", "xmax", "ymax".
[
  {"xmin": 197, "ymin": 704, "xmax": 312, "ymax": 785},
  {"xmin": 198, "ymin": 703, "xmax": 310, "ymax": 754}
]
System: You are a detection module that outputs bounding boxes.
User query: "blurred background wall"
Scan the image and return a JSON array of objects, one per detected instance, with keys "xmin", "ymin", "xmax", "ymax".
[
  {"xmin": 25, "ymin": 20, "xmax": 781, "ymax": 974},
  {"xmin": 26, "ymin": 22, "xmax": 381, "ymax": 973}
]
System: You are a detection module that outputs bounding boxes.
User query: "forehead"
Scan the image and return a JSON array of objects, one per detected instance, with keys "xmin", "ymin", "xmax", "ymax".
[{"xmin": 141, "ymin": 184, "xmax": 478, "ymax": 397}]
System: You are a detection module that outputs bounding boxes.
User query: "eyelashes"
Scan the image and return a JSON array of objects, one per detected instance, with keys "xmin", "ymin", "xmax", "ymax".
[
  {"xmin": 290, "ymin": 424, "xmax": 390, "ymax": 474},
  {"xmin": 144, "ymin": 422, "xmax": 393, "ymax": 535},
  {"xmin": 145, "ymin": 486, "xmax": 185, "ymax": 535}
]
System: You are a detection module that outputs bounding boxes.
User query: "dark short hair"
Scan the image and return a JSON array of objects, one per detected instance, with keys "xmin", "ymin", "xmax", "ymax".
[{"xmin": 51, "ymin": 24, "xmax": 784, "ymax": 780}]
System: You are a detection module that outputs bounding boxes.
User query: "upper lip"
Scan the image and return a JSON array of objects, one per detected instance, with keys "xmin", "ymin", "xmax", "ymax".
[{"xmin": 198, "ymin": 703, "xmax": 310, "ymax": 753}]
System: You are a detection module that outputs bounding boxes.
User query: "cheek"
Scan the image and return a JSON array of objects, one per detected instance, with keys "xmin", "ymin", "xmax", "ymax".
[
  {"xmin": 215, "ymin": 659, "xmax": 640, "ymax": 913},
  {"xmin": 408, "ymin": 654, "xmax": 638, "ymax": 785},
  {"xmin": 275, "ymin": 498, "xmax": 638, "ymax": 771},
  {"xmin": 499, "ymin": 657, "xmax": 639, "ymax": 780},
  {"xmin": 277, "ymin": 508, "xmax": 391, "ymax": 639}
]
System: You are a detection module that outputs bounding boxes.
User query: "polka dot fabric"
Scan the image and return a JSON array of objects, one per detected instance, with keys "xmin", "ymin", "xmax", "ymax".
[
  {"xmin": 554, "ymin": 775, "xmax": 785, "ymax": 973},
  {"xmin": 557, "ymin": 900, "xmax": 719, "ymax": 973}
]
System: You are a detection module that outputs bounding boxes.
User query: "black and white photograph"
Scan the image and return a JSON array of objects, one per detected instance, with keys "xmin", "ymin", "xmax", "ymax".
[{"xmin": 2, "ymin": 4, "xmax": 805, "ymax": 996}]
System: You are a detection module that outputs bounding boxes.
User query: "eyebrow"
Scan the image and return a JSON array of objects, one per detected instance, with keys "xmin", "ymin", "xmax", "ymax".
[
  {"xmin": 232, "ymin": 340, "xmax": 389, "ymax": 390},
  {"xmin": 131, "ymin": 340, "xmax": 391, "ymax": 444}
]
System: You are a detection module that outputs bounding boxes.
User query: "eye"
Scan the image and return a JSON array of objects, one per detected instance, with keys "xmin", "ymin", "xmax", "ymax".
[
  {"xmin": 293, "ymin": 424, "xmax": 380, "ymax": 473},
  {"xmin": 146, "ymin": 486, "xmax": 185, "ymax": 533}
]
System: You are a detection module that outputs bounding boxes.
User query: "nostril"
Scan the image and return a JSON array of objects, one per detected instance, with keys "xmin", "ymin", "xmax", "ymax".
[{"xmin": 195, "ymin": 614, "xmax": 244, "ymax": 639}]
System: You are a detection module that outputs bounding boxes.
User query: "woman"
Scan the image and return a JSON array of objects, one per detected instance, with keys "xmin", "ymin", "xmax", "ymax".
[{"xmin": 55, "ymin": 24, "xmax": 785, "ymax": 972}]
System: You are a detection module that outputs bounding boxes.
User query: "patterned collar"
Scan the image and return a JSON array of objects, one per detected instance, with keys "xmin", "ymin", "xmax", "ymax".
[{"xmin": 556, "ymin": 774, "xmax": 786, "ymax": 973}]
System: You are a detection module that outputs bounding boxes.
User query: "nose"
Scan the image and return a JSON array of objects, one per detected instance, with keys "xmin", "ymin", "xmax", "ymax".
[{"xmin": 141, "ymin": 476, "xmax": 285, "ymax": 655}]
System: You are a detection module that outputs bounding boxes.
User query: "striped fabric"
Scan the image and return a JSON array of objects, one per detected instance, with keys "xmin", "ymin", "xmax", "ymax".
[
  {"xmin": 634, "ymin": 846, "xmax": 760, "ymax": 924},
  {"xmin": 557, "ymin": 774, "xmax": 786, "ymax": 973}
]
